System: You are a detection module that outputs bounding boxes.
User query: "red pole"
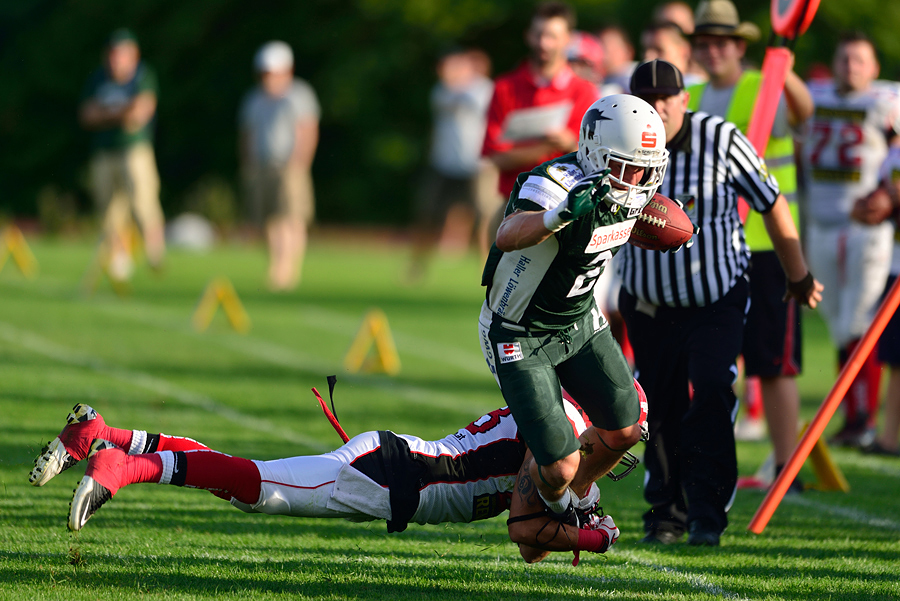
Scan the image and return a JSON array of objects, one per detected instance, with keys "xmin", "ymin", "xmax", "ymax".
[
  {"xmin": 737, "ymin": 47, "xmax": 792, "ymax": 223},
  {"xmin": 748, "ymin": 276, "xmax": 900, "ymax": 533}
]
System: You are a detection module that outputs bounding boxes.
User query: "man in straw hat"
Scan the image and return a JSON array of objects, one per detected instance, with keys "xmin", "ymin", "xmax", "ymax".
[{"xmin": 687, "ymin": 0, "xmax": 814, "ymax": 490}]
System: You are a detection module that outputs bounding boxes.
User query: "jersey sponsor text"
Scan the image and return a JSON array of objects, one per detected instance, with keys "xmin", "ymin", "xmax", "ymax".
[{"xmin": 585, "ymin": 220, "xmax": 635, "ymax": 253}]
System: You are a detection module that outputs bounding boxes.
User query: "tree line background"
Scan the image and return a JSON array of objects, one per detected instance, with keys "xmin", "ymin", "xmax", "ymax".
[{"xmin": 2, "ymin": 0, "xmax": 899, "ymax": 229}]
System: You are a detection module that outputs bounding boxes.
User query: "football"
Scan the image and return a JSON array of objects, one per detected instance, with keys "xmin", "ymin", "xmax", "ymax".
[{"xmin": 628, "ymin": 193, "xmax": 696, "ymax": 251}]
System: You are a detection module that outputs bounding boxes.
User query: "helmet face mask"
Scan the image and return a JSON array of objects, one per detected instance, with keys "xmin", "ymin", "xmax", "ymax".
[{"xmin": 577, "ymin": 95, "xmax": 669, "ymax": 210}]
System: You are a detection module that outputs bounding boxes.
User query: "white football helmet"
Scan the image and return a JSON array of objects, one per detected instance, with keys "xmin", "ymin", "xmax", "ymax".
[{"xmin": 576, "ymin": 94, "xmax": 669, "ymax": 210}]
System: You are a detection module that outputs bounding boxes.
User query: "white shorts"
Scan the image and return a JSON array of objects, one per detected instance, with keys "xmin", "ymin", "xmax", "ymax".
[
  {"xmin": 806, "ymin": 220, "xmax": 893, "ymax": 346},
  {"xmin": 237, "ymin": 431, "xmax": 391, "ymax": 522}
]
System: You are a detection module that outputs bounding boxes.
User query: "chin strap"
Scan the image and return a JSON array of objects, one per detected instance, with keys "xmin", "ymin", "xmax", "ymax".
[{"xmin": 312, "ymin": 378, "xmax": 350, "ymax": 443}]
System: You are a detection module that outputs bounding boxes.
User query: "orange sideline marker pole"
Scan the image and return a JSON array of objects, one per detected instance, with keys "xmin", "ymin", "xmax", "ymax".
[{"xmin": 748, "ymin": 276, "xmax": 900, "ymax": 533}]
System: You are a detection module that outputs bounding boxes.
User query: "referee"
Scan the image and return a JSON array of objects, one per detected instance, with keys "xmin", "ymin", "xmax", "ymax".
[{"xmin": 616, "ymin": 60, "xmax": 823, "ymax": 546}]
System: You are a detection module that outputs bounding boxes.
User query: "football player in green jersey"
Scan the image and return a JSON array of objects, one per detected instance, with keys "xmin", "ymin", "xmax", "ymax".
[{"xmin": 478, "ymin": 94, "xmax": 669, "ymax": 528}]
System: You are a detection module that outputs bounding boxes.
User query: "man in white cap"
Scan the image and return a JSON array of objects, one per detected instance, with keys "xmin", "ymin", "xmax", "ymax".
[{"xmin": 239, "ymin": 41, "xmax": 320, "ymax": 291}]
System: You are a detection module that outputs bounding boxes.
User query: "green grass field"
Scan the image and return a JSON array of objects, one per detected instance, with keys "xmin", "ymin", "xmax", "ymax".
[{"xmin": 2, "ymin": 234, "xmax": 899, "ymax": 600}]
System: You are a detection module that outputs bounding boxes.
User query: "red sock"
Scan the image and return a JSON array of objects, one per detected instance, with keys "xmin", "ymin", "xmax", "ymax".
[
  {"xmin": 745, "ymin": 375, "xmax": 763, "ymax": 420},
  {"xmin": 839, "ymin": 341, "xmax": 862, "ymax": 424},
  {"xmin": 89, "ymin": 452, "xmax": 160, "ymax": 495},
  {"xmin": 180, "ymin": 450, "xmax": 261, "ymax": 505},
  {"xmin": 156, "ymin": 434, "xmax": 210, "ymax": 452},
  {"xmin": 98, "ymin": 425, "xmax": 135, "ymax": 452},
  {"xmin": 576, "ymin": 528, "xmax": 611, "ymax": 553},
  {"xmin": 861, "ymin": 346, "xmax": 883, "ymax": 427},
  {"xmin": 839, "ymin": 340, "xmax": 882, "ymax": 426}
]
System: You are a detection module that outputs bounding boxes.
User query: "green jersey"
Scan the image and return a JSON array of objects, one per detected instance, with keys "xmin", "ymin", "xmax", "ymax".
[
  {"xmin": 81, "ymin": 62, "xmax": 158, "ymax": 151},
  {"xmin": 482, "ymin": 153, "xmax": 638, "ymax": 329}
]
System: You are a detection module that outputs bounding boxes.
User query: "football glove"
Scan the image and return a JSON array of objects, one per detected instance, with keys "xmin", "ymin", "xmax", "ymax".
[
  {"xmin": 662, "ymin": 199, "xmax": 700, "ymax": 254},
  {"xmin": 571, "ymin": 514, "xmax": 620, "ymax": 565},
  {"xmin": 586, "ymin": 514, "xmax": 620, "ymax": 551},
  {"xmin": 543, "ymin": 169, "xmax": 612, "ymax": 232}
]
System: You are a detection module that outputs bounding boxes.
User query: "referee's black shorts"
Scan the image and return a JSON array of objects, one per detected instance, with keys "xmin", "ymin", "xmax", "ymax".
[
  {"xmin": 742, "ymin": 251, "xmax": 802, "ymax": 378},
  {"xmin": 878, "ymin": 274, "xmax": 900, "ymax": 366}
]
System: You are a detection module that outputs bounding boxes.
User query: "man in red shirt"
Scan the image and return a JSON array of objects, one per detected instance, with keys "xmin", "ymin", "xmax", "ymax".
[{"xmin": 482, "ymin": 2, "xmax": 600, "ymax": 202}]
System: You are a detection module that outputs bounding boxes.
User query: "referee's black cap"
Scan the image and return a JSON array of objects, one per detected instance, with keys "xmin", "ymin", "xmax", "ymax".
[{"xmin": 630, "ymin": 59, "xmax": 685, "ymax": 97}]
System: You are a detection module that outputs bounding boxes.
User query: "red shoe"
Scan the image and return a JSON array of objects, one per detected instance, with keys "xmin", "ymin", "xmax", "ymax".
[{"xmin": 30, "ymin": 404, "xmax": 108, "ymax": 486}]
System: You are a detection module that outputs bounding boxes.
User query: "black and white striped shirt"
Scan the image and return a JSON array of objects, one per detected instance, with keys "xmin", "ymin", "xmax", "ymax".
[{"xmin": 617, "ymin": 111, "xmax": 781, "ymax": 308}]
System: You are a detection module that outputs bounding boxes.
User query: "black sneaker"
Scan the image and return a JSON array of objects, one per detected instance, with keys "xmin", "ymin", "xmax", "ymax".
[
  {"xmin": 639, "ymin": 529, "xmax": 682, "ymax": 544},
  {"xmin": 775, "ymin": 464, "xmax": 805, "ymax": 495},
  {"xmin": 828, "ymin": 420, "xmax": 870, "ymax": 448},
  {"xmin": 687, "ymin": 519, "xmax": 720, "ymax": 546}
]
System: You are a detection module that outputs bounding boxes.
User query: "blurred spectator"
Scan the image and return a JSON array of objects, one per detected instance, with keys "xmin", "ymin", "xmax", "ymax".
[
  {"xmin": 239, "ymin": 41, "xmax": 320, "ymax": 291},
  {"xmin": 597, "ymin": 25, "xmax": 637, "ymax": 94},
  {"xmin": 567, "ymin": 30, "xmax": 605, "ymax": 92},
  {"xmin": 481, "ymin": 1, "xmax": 598, "ymax": 236},
  {"xmin": 408, "ymin": 48, "xmax": 494, "ymax": 281},
  {"xmin": 640, "ymin": 20, "xmax": 706, "ymax": 86},
  {"xmin": 852, "ymin": 147, "xmax": 900, "ymax": 457},
  {"xmin": 800, "ymin": 32, "xmax": 900, "ymax": 447},
  {"xmin": 688, "ymin": 0, "xmax": 814, "ymax": 481},
  {"xmin": 653, "ymin": 1, "xmax": 695, "ymax": 34},
  {"xmin": 79, "ymin": 29, "xmax": 163, "ymax": 280}
]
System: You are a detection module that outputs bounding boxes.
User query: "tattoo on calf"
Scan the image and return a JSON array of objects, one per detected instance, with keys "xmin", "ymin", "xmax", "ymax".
[{"xmin": 580, "ymin": 441, "xmax": 594, "ymax": 456}]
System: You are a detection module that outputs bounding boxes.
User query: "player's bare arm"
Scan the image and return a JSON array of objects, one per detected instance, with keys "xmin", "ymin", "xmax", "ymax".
[
  {"xmin": 507, "ymin": 450, "xmax": 619, "ymax": 564},
  {"xmin": 762, "ymin": 194, "xmax": 824, "ymax": 307},
  {"xmin": 496, "ymin": 170, "xmax": 612, "ymax": 251},
  {"xmin": 508, "ymin": 457, "xmax": 553, "ymax": 563},
  {"xmin": 495, "ymin": 210, "xmax": 556, "ymax": 251}
]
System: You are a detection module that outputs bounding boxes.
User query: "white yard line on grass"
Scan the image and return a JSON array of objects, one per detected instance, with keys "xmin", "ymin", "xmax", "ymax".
[
  {"xmin": 828, "ymin": 451, "xmax": 900, "ymax": 478},
  {"xmin": 3, "ymin": 277, "xmax": 493, "ymax": 415},
  {"xmin": 616, "ymin": 549, "xmax": 752, "ymax": 600},
  {"xmin": 0, "ymin": 321, "xmax": 332, "ymax": 453},
  {"xmin": 783, "ymin": 495, "xmax": 900, "ymax": 530},
  {"xmin": 3, "ymin": 276, "xmax": 487, "ymax": 375},
  {"xmin": 96, "ymin": 301, "xmax": 490, "ymax": 414}
]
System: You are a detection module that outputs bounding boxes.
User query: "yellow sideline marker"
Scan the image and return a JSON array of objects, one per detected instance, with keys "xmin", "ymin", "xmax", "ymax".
[
  {"xmin": 192, "ymin": 277, "xmax": 250, "ymax": 333},
  {"xmin": 738, "ymin": 422, "xmax": 849, "ymax": 493},
  {"xmin": 0, "ymin": 225, "xmax": 39, "ymax": 279},
  {"xmin": 344, "ymin": 308, "xmax": 400, "ymax": 375},
  {"xmin": 800, "ymin": 422, "xmax": 850, "ymax": 492}
]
